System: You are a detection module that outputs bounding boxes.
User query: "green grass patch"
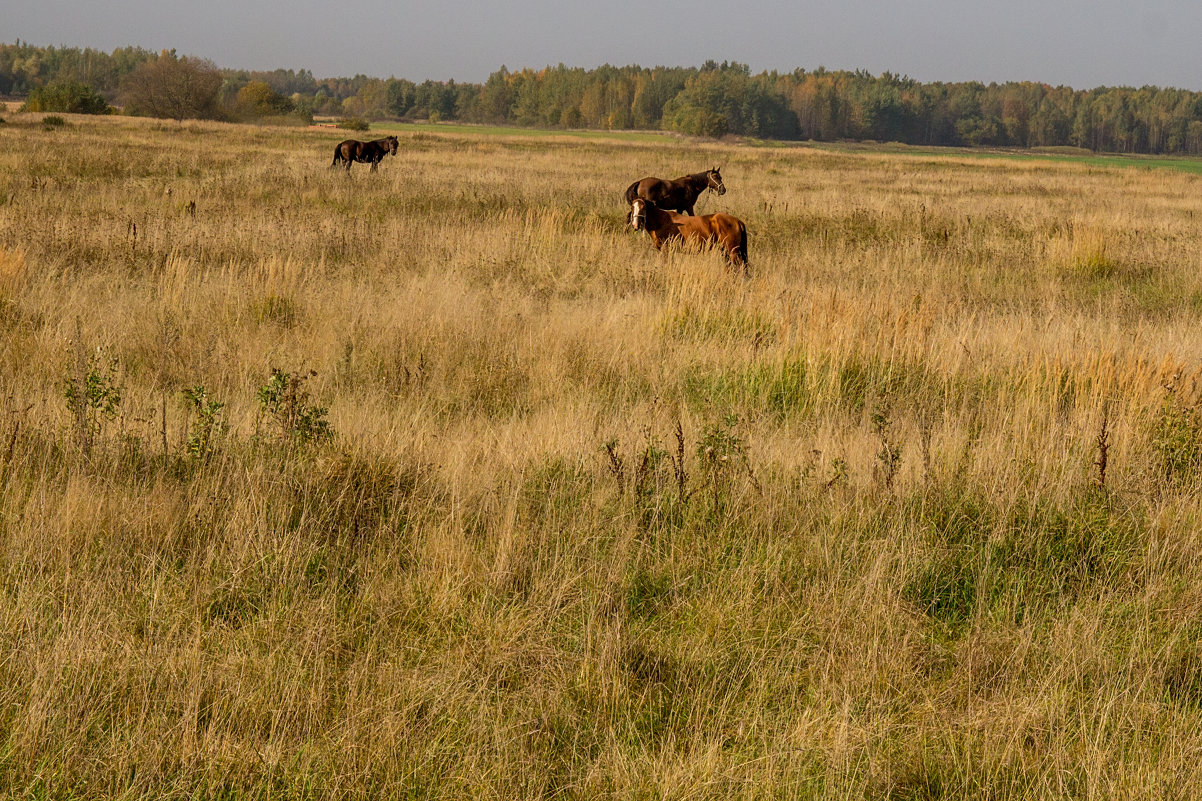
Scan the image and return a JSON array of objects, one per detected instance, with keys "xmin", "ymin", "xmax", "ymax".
[
  {"xmin": 369, "ymin": 121, "xmax": 677, "ymax": 143},
  {"xmin": 904, "ymin": 487, "xmax": 1143, "ymax": 635},
  {"xmin": 682, "ymin": 358, "xmax": 811, "ymax": 420},
  {"xmin": 805, "ymin": 139, "xmax": 1202, "ymax": 176},
  {"xmin": 681, "ymin": 354, "xmax": 946, "ymax": 419}
]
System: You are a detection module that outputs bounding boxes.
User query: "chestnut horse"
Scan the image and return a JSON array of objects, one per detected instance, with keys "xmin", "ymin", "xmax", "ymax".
[
  {"xmin": 623, "ymin": 167, "xmax": 725, "ymax": 216},
  {"xmin": 331, "ymin": 136, "xmax": 399, "ymax": 172},
  {"xmin": 630, "ymin": 197, "xmax": 747, "ymax": 272}
]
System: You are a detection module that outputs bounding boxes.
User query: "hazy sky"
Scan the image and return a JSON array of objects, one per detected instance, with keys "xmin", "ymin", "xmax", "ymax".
[{"xmin": 8, "ymin": 0, "xmax": 1202, "ymax": 90}]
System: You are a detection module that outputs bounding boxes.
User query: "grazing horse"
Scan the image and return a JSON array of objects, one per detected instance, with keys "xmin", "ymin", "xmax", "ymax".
[
  {"xmin": 623, "ymin": 167, "xmax": 725, "ymax": 216},
  {"xmin": 331, "ymin": 136, "xmax": 399, "ymax": 172},
  {"xmin": 629, "ymin": 197, "xmax": 747, "ymax": 272}
]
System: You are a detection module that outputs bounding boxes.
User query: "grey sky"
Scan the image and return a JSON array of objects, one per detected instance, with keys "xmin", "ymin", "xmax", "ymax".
[{"xmin": 7, "ymin": 0, "xmax": 1202, "ymax": 90}]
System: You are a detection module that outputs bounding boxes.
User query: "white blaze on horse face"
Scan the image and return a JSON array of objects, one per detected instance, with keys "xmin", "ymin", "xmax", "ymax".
[{"xmin": 631, "ymin": 200, "xmax": 643, "ymax": 229}]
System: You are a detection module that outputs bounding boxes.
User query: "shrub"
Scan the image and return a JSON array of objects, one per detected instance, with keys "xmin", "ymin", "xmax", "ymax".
[
  {"xmin": 21, "ymin": 81, "xmax": 111, "ymax": 115},
  {"xmin": 337, "ymin": 117, "xmax": 370, "ymax": 131},
  {"xmin": 41, "ymin": 115, "xmax": 67, "ymax": 128},
  {"xmin": 256, "ymin": 368, "xmax": 334, "ymax": 446},
  {"xmin": 62, "ymin": 348, "xmax": 122, "ymax": 452},
  {"xmin": 181, "ymin": 385, "xmax": 226, "ymax": 461}
]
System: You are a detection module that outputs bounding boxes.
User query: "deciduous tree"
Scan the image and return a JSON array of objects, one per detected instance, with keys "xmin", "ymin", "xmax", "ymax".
[{"xmin": 119, "ymin": 50, "xmax": 222, "ymax": 120}]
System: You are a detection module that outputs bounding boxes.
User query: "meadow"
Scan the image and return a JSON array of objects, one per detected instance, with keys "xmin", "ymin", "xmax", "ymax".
[{"xmin": 4, "ymin": 109, "xmax": 1202, "ymax": 799}]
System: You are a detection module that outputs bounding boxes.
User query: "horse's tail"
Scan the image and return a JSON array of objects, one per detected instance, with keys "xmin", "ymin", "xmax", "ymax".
[
  {"xmin": 331, "ymin": 145, "xmax": 343, "ymax": 166},
  {"xmin": 623, "ymin": 180, "xmax": 640, "ymax": 206},
  {"xmin": 736, "ymin": 221, "xmax": 749, "ymax": 273}
]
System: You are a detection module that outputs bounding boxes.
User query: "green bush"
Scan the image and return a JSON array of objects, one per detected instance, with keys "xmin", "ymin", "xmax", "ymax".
[
  {"xmin": 21, "ymin": 81, "xmax": 111, "ymax": 114},
  {"xmin": 62, "ymin": 349, "xmax": 122, "ymax": 450},
  {"xmin": 181, "ymin": 385, "xmax": 227, "ymax": 462},
  {"xmin": 337, "ymin": 117, "xmax": 369, "ymax": 131},
  {"xmin": 256, "ymin": 368, "xmax": 334, "ymax": 446},
  {"xmin": 233, "ymin": 81, "xmax": 293, "ymax": 117}
]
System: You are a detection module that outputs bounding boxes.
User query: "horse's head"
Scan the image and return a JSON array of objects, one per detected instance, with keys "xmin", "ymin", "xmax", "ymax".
[
  {"xmin": 387, "ymin": 136, "xmax": 399, "ymax": 155},
  {"xmin": 708, "ymin": 167, "xmax": 726, "ymax": 196},
  {"xmin": 630, "ymin": 198, "xmax": 647, "ymax": 231}
]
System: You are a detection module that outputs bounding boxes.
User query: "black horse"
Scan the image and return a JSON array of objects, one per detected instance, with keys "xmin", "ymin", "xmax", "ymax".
[
  {"xmin": 331, "ymin": 136, "xmax": 399, "ymax": 172},
  {"xmin": 623, "ymin": 167, "xmax": 726, "ymax": 216}
]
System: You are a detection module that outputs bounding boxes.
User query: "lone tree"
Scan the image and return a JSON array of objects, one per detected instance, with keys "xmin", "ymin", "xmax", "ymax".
[{"xmin": 119, "ymin": 50, "xmax": 222, "ymax": 120}]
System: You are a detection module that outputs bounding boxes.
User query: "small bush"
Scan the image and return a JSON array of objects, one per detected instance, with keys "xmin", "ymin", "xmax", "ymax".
[
  {"xmin": 62, "ymin": 348, "xmax": 122, "ymax": 449},
  {"xmin": 41, "ymin": 115, "xmax": 67, "ymax": 128},
  {"xmin": 181, "ymin": 385, "xmax": 226, "ymax": 462},
  {"xmin": 256, "ymin": 368, "xmax": 334, "ymax": 446},
  {"xmin": 337, "ymin": 117, "xmax": 369, "ymax": 131}
]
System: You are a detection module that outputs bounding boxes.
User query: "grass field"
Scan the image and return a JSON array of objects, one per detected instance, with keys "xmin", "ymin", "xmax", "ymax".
[
  {"xmin": 371, "ymin": 120, "xmax": 680, "ymax": 144},
  {"xmin": 5, "ymin": 109, "xmax": 1202, "ymax": 798}
]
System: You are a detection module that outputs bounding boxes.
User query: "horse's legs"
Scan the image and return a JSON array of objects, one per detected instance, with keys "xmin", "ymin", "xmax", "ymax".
[
  {"xmin": 732, "ymin": 250, "xmax": 749, "ymax": 275},
  {"xmin": 721, "ymin": 234, "xmax": 748, "ymax": 275},
  {"xmin": 370, "ymin": 159, "xmax": 379, "ymax": 172}
]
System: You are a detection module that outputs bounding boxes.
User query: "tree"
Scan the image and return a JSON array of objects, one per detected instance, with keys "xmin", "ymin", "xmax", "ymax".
[
  {"xmin": 233, "ymin": 80, "xmax": 294, "ymax": 119},
  {"xmin": 385, "ymin": 78, "xmax": 416, "ymax": 118},
  {"xmin": 1030, "ymin": 93, "xmax": 1071, "ymax": 147},
  {"xmin": 662, "ymin": 65, "xmax": 798, "ymax": 139},
  {"xmin": 955, "ymin": 115, "xmax": 1000, "ymax": 146},
  {"xmin": 118, "ymin": 50, "xmax": 222, "ymax": 120},
  {"xmin": 412, "ymin": 80, "xmax": 459, "ymax": 120},
  {"xmin": 20, "ymin": 80, "xmax": 110, "ymax": 114},
  {"xmin": 477, "ymin": 67, "xmax": 515, "ymax": 123},
  {"xmin": 355, "ymin": 78, "xmax": 389, "ymax": 118},
  {"xmin": 662, "ymin": 69, "xmax": 735, "ymax": 137}
]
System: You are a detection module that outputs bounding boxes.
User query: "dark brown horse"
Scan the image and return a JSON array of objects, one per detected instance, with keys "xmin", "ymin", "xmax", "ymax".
[
  {"xmin": 331, "ymin": 136, "xmax": 399, "ymax": 172},
  {"xmin": 623, "ymin": 167, "xmax": 725, "ymax": 216},
  {"xmin": 629, "ymin": 197, "xmax": 747, "ymax": 272}
]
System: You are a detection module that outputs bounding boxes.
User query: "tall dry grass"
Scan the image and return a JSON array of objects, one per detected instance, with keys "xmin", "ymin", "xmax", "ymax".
[{"xmin": 3, "ymin": 110, "xmax": 1202, "ymax": 798}]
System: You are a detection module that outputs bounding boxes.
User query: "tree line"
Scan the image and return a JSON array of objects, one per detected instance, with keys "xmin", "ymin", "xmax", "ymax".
[{"xmin": 6, "ymin": 40, "xmax": 1202, "ymax": 155}]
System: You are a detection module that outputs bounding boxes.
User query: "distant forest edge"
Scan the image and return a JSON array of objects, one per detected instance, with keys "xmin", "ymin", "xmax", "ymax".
[{"xmin": 7, "ymin": 40, "xmax": 1202, "ymax": 155}]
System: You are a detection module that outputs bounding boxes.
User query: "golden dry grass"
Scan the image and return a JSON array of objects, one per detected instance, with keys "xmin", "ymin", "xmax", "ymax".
[{"xmin": 3, "ymin": 109, "xmax": 1202, "ymax": 798}]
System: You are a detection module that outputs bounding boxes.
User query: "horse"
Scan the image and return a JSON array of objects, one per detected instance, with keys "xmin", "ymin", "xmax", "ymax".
[
  {"xmin": 629, "ymin": 197, "xmax": 748, "ymax": 272},
  {"xmin": 331, "ymin": 136, "xmax": 399, "ymax": 172},
  {"xmin": 623, "ymin": 167, "xmax": 725, "ymax": 216}
]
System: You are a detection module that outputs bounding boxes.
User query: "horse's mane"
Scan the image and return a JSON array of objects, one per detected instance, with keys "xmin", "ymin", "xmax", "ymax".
[{"xmin": 676, "ymin": 171, "xmax": 711, "ymax": 187}]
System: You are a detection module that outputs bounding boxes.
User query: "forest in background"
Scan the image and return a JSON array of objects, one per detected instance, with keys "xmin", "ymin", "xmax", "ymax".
[{"xmin": 6, "ymin": 39, "xmax": 1202, "ymax": 154}]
